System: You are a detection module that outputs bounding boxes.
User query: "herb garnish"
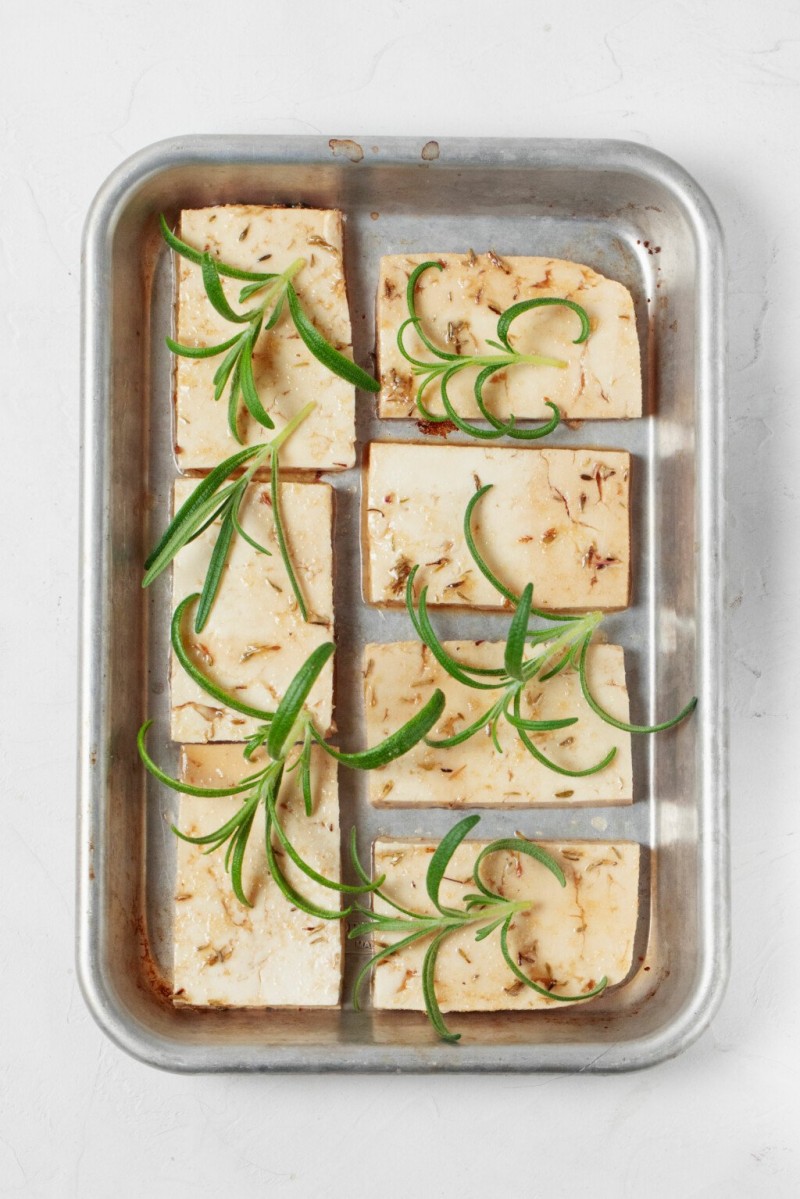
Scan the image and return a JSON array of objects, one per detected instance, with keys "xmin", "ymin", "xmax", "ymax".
[
  {"xmin": 403, "ymin": 484, "xmax": 697, "ymax": 775},
  {"xmin": 396, "ymin": 260, "xmax": 591, "ymax": 440},
  {"xmin": 143, "ymin": 402, "xmax": 314, "ymax": 630},
  {"xmin": 349, "ymin": 814, "xmax": 608, "ymax": 1042},
  {"xmin": 138, "ymin": 595, "xmax": 445, "ymax": 908},
  {"xmin": 161, "ymin": 215, "xmax": 379, "ymax": 445}
]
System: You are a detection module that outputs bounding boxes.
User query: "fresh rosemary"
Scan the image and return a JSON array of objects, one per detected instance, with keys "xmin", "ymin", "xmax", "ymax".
[
  {"xmin": 138, "ymin": 595, "xmax": 445, "ymax": 908},
  {"xmin": 162, "ymin": 215, "xmax": 378, "ymax": 443},
  {"xmin": 349, "ymin": 814, "xmax": 608, "ymax": 1042},
  {"xmin": 403, "ymin": 484, "xmax": 697, "ymax": 776},
  {"xmin": 396, "ymin": 260, "xmax": 591, "ymax": 440},
  {"xmin": 142, "ymin": 402, "xmax": 314, "ymax": 630}
]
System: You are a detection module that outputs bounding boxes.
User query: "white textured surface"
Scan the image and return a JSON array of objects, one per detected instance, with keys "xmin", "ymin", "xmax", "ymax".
[{"xmin": 2, "ymin": 0, "xmax": 798, "ymax": 1194}]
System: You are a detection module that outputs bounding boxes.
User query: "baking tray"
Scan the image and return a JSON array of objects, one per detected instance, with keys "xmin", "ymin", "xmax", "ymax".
[{"xmin": 78, "ymin": 135, "xmax": 728, "ymax": 1072}]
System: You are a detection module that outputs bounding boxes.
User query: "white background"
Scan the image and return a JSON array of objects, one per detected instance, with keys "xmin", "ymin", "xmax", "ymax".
[{"xmin": 2, "ymin": 0, "xmax": 798, "ymax": 1195}]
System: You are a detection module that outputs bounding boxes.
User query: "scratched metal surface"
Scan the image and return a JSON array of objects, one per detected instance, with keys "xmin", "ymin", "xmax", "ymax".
[{"xmin": 77, "ymin": 136, "xmax": 727, "ymax": 1072}]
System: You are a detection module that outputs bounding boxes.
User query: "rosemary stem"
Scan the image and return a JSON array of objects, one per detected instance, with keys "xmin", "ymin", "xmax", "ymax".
[
  {"xmin": 247, "ymin": 258, "xmax": 307, "ymax": 313},
  {"xmin": 413, "ymin": 351, "xmax": 568, "ymax": 375},
  {"xmin": 523, "ymin": 610, "xmax": 602, "ymax": 679},
  {"xmin": 268, "ymin": 400, "xmax": 316, "ymax": 456}
]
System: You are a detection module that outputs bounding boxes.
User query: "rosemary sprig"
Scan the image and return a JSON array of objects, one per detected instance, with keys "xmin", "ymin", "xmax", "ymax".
[
  {"xmin": 403, "ymin": 484, "xmax": 697, "ymax": 776},
  {"xmin": 161, "ymin": 214, "xmax": 379, "ymax": 445},
  {"xmin": 142, "ymin": 402, "xmax": 314, "ymax": 630},
  {"xmin": 396, "ymin": 260, "xmax": 591, "ymax": 440},
  {"xmin": 349, "ymin": 814, "xmax": 608, "ymax": 1042},
  {"xmin": 138, "ymin": 595, "xmax": 445, "ymax": 909}
]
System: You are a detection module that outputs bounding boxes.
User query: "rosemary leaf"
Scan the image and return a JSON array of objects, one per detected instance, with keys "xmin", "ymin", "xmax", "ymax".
[
  {"xmin": 137, "ymin": 722, "xmax": 267, "ymax": 797},
  {"xmin": 264, "ymin": 805, "xmax": 352, "ymax": 921},
  {"xmin": 167, "ymin": 332, "xmax": 243, "ymax": 360},
  {"xmin": 422, "ymin": 932, "xmax": 460, "ymax": 1042},
  {"xmin": 316, "ymin": 689, "xmax": 446, "ymax": 770},
  {"xmin": 285, "ymin": 284, "xmax": 380, "ymax": 392},
  {"xmin": 213, "ymin": 335, "xmax": 247, "ymax": 398},
  {"xmin": 496, "ymin": 296, "xmax": 591, "ymax": 350},
  {"xmin": 498, "ymin": 918, "xmax": 608, "ymax": 1002},
  {"xmin": 577, "ymin": 637, "xmax": 698, "ymax": 733},
  {"xmin": 194, "ymin": 507, "xmax": 236, "ymax": 632},
  {"xmin": 171, "ymin": 595, "xmax": 275, "ymax": 720},
  {"xmin": 239, "ymin": 335, "xmax": 275, "ymax": 429},
  {"xmin": 201, "ymin": 252, "xmax": 259, "ymax": 324},
  {"xmin": 426, "ymin": 815, "xmax": 481, "ymax": 916},
  {"xmin": 267, "ymin": 642, "xmax": 334, "ymax": 761},
  {"xmin": 270, "ymin": 449, "xmax": 308, "ymax": 621},
  {"xmin": 351, "ymin": 928, "xmax": 430, "ymax": 1012},
  {"xmin": 504, "ymin": 583, "xmax": 534, "ymax": 681},
  {"xmin": 230, "ymin": 803, "xmax": 259, "ymax": 907},
  {"xmin": 143, "ymin": 444, "xmax": 258, "ymax": 573},
  {"xmin": 160, "ymin": 214, "xmax": 272, "ymax": 282},
  {"xmin": 264, "ymin": 780, "xmax": 373, "ymax": 895}
]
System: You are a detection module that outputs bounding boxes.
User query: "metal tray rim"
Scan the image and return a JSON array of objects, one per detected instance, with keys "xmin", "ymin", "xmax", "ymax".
[{"xmin": 78, "ymin": 133, "xmax": 728, "ymax": 1074}]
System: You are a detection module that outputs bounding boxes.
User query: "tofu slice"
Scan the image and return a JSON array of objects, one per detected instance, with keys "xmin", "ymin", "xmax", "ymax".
[
  {"xmin": 364, "ymin": 642, "xmax": 632, "ymax": 807},
  {"xmin": 365, "ymin": 442, "xmax": 631, "ymax": 610},
  {"xmin": 174, "ymin": 206, "xmax": 356, "ymax": 472},
  {"xmin": 171, "ymin": 478, "xmax": 333, "ymax": 742},
  {"xmin": 173, "ymin": 744, "xmax": 342, "ymax": 1007},
  {"xmin": 371, "ymin": 838, "xmax": 640, "ymax": 1013},
  {"xmin": 378, "ymin": 253, "xmax": 641, "ymax": 421}
]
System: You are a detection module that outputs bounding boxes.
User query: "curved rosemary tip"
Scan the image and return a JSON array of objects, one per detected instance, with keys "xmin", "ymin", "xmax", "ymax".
[
  {"xmin": 139, "ymin": 606, "xmax": 447, "ymax": 908},
  {"xmin": 143, "ymin": 402, "xmax": 315, "ymax": 630},
  {"xmin": 395, "ymin": 259, "xmax": 592, "ymax": 441},
  {"xmin": 402, "ymin": 484, "xmax": 697, "ymax": 771},
  {"xmin": 350, "ymin": 815, "xmax": 608, "ymax": 1043},
  {"xmin": 160, "ymin": 214, "xmax": 379, "ymax": 404}
]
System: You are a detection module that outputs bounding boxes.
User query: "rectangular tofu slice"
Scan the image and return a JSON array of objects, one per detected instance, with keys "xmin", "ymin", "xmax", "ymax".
[
  {"xmin": 171, "ymin": 478, "xmax": 333, "ymax": 742},
  {"xmin": 173, "ymin": 744, "xmax": 342, "ymax": 1007},
  {"xmin": 371, "ymin": 838, "xmax": 640, "ymax": 1013},
  {"xmin": 365, "ymin": 442, "xmax": 631, "ymax": 610},
  {"xmin": 364, "ymin": 642, "xmax": 632, "ymax": 807},
  {"xmin": 174, "ymin": 206, "xmax": 356, "ymax": 472},
  {"xmin": 378, "ymin": 253, "xmax": 641, "ymax": 421}
]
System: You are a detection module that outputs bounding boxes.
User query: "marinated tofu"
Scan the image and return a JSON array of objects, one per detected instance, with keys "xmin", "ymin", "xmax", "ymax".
[
  {"xmin": 173, "ymin": 744, "xmax": 342, "ymax": 1007},
  {"xmin": 365, "ymin": 442, "xmax": 631, "ymax": 610},
  {"xmin": 171, "ymin": 478, "xmax": 333, "ymax": 742},
  {"xmin": 378, "ymin": 253, "xmax": 641, "ymax": 421},
  {"xmin": 174, "ymin": 206, "xmax": 356, "ymax": 472},
  {"xmin": 371, "ymin": 838, "xmax": 640, "ymax": 1012},
  {"xmin": 364, "ymin": 641, "xmax": 632, "ymax": 807}
]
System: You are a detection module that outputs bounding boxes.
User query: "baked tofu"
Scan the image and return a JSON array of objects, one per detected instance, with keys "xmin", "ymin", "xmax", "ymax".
[
  {"xmin": 371, "ymin": 838, "xmax": 640, "ymax": 1013},
  {"xmin": 363, "ymin": 641, "xmax": 633, "ymax": 807},
  {"xmin": 365, "ymin": 442, "xmax": 631, "ymax": 611},
  {"xmin": 173, "ymin": 744, "xmax": 342, "ymax": 1008},
  {"xmin": 378, "ymin": 253, "xmax": 641, "ymax": 422},
  {"xmin": 171, "ymin": 478, "xmax": 333, "ymax": 742},
  {"xmin": 174, "ymin": 206, "xmax": 356, "ymax": 472}
]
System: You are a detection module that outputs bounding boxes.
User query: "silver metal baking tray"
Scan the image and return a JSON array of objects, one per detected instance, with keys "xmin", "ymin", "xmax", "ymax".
[{"xmin": 78, "ymin": 136, "xmax": 728, "ymax": 1072}]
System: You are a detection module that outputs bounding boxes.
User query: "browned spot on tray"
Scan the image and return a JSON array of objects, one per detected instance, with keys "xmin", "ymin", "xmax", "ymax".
[
  {"xmin": 417, "ymin": 419, "xmax": 456, "ymax": 438},
  {"xmin": 134, "ymin": 914, "xmax": 175, "ymax": 1005},
  {"xmin": 328, "ymin": 138, "xmax": 364, "ymax": 163}
]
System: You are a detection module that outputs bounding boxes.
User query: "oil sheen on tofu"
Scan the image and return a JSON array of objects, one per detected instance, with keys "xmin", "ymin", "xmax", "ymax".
[
  {"xmin": 377, "ymin": 253, "xmax": 641, "ymax": 421},
  {"xmin": 171, "ymin": 478, "xmax": 333, "ymax": 743},
  {"xmin": 371, "ymin": 839, "xmax": 640, "ymax": 1013},
  {"xmin": 363, "ymin": 641, "xmax": 633, "ymax": 807},
  {"xmin": 174, "ymin": 205, "xmax": 356, "ymax": 472},
  {"xmin": 365, "ymin": 442, "xmax": 631, "ymax": 611},
  {"xmin": 173, "ymin": 744, "xmax": 342, "ymax": 1008}
]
